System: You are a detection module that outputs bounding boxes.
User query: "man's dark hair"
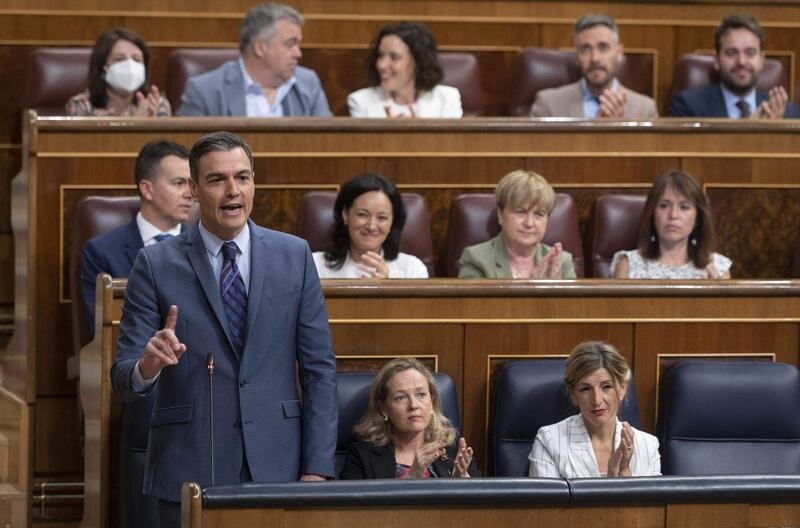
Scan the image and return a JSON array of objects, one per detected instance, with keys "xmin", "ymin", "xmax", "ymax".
[
  {"xmin": 324, "ymin": 172, "xmax": 406, "ymax": 269},
  {"xmin": 365, "ymin": 22, "xmax": 443, "ymax": 93},
  {"xmin": 573, "ymin": 13, "xmax": 619, "ymax": 41},
  {"xmin": 189, "ymin": 131, "xmax": 254, "ymax": 181},
  {"xmin": 715, "ymin": 13, "xmax": 764, "ymax": 54},
  {"xmin": 134, "ymin": 140, "xmax": 189, "ymax": 192}
]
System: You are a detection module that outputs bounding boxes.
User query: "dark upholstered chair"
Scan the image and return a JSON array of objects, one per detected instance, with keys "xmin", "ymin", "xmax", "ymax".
[
  {"xmin": 668, "ymin": 53, "xmax": 788, "ymax": 110},
  {"xmin": 658, "ymin": 361, "xmax": 800, "ymax": 476},
  {"xmin": 166, "ymin": 48, "xmax": 239, "ymax": 112},
  {"xmin": 584, "ymin": 194, "xmax": 647, "ymax": 278},
  {"xmin": 70, "ymin": 196, "xmax": 140, "ymax": 355},
  {"xmin": 25, "ymin": 47, "xmax": 91, "ymax": 114},
  {"xmin": 507, "ymin": 47, "xmax": 655, "ymax": 116},
  {"xmin": 296, "ymin": 191, "xmax": 435, "ymax": 276},
  {"xmin": 69, "ymin": 195, "xmax": 159, "ymax": 528},
  {"xmin": 336, "ymin": 371, "xmax": 462, "ymax": 478},
  {"xmin": 488, "ymin": 359, "xmax": 641, "ymax": 476},
  {"xmin": 444, "ymin": 193, "xmax": 584, "ymax": 278},
  {"xmin": 439, "ymin": 52, "xmax": 483, "ymax": 116}
]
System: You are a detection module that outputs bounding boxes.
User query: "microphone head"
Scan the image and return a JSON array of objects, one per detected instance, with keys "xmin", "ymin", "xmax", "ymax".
[{"xmin": 206, "ymin": 353, "xmax": 215, "ymax": 374}]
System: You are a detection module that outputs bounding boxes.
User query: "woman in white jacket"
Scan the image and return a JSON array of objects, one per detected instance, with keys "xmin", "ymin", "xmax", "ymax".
[
  {"xmin": 348, "ymin": 22, "xmax": 463, "ymax": 119},
  {"xmin": 529, "ymin": 341, "xmax": 661, "ymax": 478}
]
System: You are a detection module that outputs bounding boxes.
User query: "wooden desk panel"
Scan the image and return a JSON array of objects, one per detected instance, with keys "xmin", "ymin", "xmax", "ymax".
[
  {"xmin": 9, "ymin": 118, "xmax": 800, "ymax": 513},
  {"xmin": 79, "ymin": 278, "xmax": 800, "ymax": 527}
]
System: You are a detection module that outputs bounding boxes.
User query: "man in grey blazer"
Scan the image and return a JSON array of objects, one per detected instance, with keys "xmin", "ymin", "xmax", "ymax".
[
  {"xmin": 111, "ymin": 131, "xmax": 337, "ymax": 527},
  {"xmin": 530, "ymin": 14, "xmax": 658, "ymax": 119},
  {"xmin": 177, "ymin": 3, "xmax": 331, "ymax": 117}
]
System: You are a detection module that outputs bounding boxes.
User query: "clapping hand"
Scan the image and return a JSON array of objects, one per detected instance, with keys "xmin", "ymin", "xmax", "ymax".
[
  {"xmin": 531, "ymin": 242, "xmax": 563, "ymax": 279},
  {"xmin": 451, "ymin": 437, "xmax": 474, "ymax": 478},
  {"xmin": 607, "ymin": 421, "xmax": 634, "ymax": 477},
  {"xmin": 754, "ymin": 86, "xmax": 788, "ymax": 119},
  {"xmin": 409, "ymin": 441, "xmax": 445, "ymax": 478},
  {"xmin": 598, "ymin": 89, "xmax": 628, "ymax": 118},
  {"xmin": 357, "ymin": 251, "xmax": 390, "ymax": 278},
  {"xmin": 133, "ymin": 84, "xmax": 163, "ymax": 117}
]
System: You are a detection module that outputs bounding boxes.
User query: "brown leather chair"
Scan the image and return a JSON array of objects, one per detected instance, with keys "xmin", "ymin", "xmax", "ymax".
[
  {"xmin": 166, "ymin": 48, "xmax": 239, "ymax": 112},
  {"xmin": 668, "ymin": 53, "xmax": 788, "ymax": 105},
  {"xmin": 25, "ymin": 47, "xmax": 91, "ymax": 114},
  {"xmin": 440, "ymin": 52, "xmax": 483, "ymax": 116},
  {"xmin": 296, "ymin": 191, "xmax": 435, "ymax": 276},
  {"xmin": 444, "ymin": 193, "xmax": 584, "ymax": 277},
  {"xmin": 70, "ymin": 195, "xmax": 141, "ymax": 355},
  {"xmin": 507, "ymin": 47, "xmax": 654, "ymax": 116},
  {"xmin": 584, "ymin": 194, "xmax": 646, "ymax": 278}
]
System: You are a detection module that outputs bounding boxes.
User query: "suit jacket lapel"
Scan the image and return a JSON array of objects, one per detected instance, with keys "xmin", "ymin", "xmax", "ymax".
[
  {"xmin": 566, "ymin": 82, "xmax": 585, "ymax": 118},
  {"xmin": 491, "ymin": 236, "xmax": 512, "ymax": 278},
  {"xmin": 185, "ymin": 226, "xmax": 240, "ymax": 360},
  {"xmin": 224, "ymin": 61, "xmax": 247, "ymax": 117},
  {"xmin": 244, "ymin": 221, "xmax": 269, "ymax": 353},
  {"xmin": 369, "ymin": 444, "xmax": 396, "ymax": 478},
  {"xmin": 711, "ymin": 85, "xmax": 729, "ymax": 117},
  {"xmin": 568, "ymin": 415, "xmax": 600, "ymax": 478},
  {"xmin": 124, "ymin": 220, "xmax": 144, "ymax": 267}
]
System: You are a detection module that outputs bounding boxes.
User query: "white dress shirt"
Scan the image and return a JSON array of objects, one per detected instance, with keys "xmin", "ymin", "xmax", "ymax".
[
  {"xmin": 721, "ymin": 84, "xmax": 757, "ymax": 118},
  {"xmin": 136, "ymin": 212, "xmax": 181, "ymax": 246},
  {"xmin": 528, "ymin": 414, "xmax": 661, "ymax": 478}
]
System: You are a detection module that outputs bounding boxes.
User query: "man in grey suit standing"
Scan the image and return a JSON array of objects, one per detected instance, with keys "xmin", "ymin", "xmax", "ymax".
[
  {"xmin": 111, "ymin": 131, "xmax": 337, "ymax": 527},
  {"xmin": 177, "ymin": 3, "xmax": 331, "ymax": 117},
  {"xmin": 530, "ymin": 14, "xmax": 658, "ymax": 119}
]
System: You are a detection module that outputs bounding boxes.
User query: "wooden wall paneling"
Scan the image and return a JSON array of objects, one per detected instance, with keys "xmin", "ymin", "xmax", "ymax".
[
  {"xmin": 463, "ymin": 322, "xmax": 635, "ymax": 473},
  {"xmin": 633, "ymin": 323, "xmax": 800, "ymax": 432},
  {"xmin": 666, "ymin": 503, "xmax": 750, "ymax": 528},
  {"xmin": 254, "ymin": 157, "xmax": 364, "ymax": 184},
  {"xmin": 0, "ymin": 390, "xmax": 29, "ymax": 528},
  {"xmin": 33, "ymin": 396, "xmax": 81, "ymax": 475},
  {"xmin": 706, "ymin": 185, "xmax": 800, "ymax": 279},
  {"xmin": 330, "ymin": 323, "xmax": 464, "ymax": 399}
]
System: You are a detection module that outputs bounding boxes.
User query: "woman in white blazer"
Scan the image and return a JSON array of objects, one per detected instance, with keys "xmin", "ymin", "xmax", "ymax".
[
  {"xmin": 347, "ymin": 22, "xmax": 463, "ymax": 118},
  {"xmin": 528, "ymin": 341, "xmax": 661, "ymax": 478}
]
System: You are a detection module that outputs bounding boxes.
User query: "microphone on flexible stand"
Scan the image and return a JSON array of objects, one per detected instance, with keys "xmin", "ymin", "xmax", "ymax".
[{"xmin": 206, "ymin": 353, "xmax": 216, "ymax": 486}]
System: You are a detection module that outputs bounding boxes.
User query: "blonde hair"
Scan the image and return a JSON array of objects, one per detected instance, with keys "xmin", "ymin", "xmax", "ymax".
[
  {"xmin": 354, "ymin": 358, "xmax": 457, "ymax": 447},
  {"xmin": 495, "ymin": 170, "xmax": 555, "ymax": 213},
  {"xmin": 564, "ymin": 341, "xmax": 630, "ymax": 395}
]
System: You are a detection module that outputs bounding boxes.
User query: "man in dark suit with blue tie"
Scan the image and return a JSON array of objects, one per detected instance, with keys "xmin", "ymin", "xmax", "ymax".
[
  {"xmin": 670, "ymin": 13, "xmax": 800, "ymax": 119},
  {"xmin": 80, "ymin": 140, "xmax": 193, "ymax": 331},
  {"xmin": 111, "ymin": 131, "xmax": 338, "ymax": 527},
  {"xmin": 80, "ymin": 139, "xmax": 192, "ymax": 528}
]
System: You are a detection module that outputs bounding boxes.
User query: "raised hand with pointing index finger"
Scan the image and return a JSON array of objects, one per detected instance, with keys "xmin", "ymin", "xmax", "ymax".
[{"xmin": 138, "ymin": 304, "xmax": 187, "ymax": 380}]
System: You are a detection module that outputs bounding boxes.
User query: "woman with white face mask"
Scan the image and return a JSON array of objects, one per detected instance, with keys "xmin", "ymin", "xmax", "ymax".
[{"xmin": 67, "ymin": 28, "xmax": 171, "ymax": 116}]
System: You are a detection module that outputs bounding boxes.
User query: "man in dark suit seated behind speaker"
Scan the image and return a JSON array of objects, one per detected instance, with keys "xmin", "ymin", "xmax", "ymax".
[{"xmin": 670, "ymin": 13, "xmax": 800, "ymax": 119}]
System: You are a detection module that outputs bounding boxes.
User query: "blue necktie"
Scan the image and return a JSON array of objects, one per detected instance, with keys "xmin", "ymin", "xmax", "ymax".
[
  {"xmin": 154, "ymin": 233, "xmax": 173, "ymax": 243},
  {"xmin": 220, "ymin": 241, "xmax": 247, "ymax": 354}
]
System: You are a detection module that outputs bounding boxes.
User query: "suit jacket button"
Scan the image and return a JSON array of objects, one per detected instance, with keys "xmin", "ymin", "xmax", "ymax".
[{"xmin": 239, "ymin": 379, "xmax": 248, "ymax": 388}]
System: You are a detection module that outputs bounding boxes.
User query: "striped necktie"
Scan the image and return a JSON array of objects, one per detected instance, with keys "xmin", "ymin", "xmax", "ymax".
[
  {"xmin": 735, "ymin": 99, "xmax": 751, "ymax": 118},
  {"xmin": 220, "ymin": 241, "xmax": 247, "ymax": 354}
]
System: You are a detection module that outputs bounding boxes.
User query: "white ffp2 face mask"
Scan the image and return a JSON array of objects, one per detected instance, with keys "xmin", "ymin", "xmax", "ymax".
[{"xmin": 104, "ymin": 59, "xmax": 146, "ymax": 94}]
